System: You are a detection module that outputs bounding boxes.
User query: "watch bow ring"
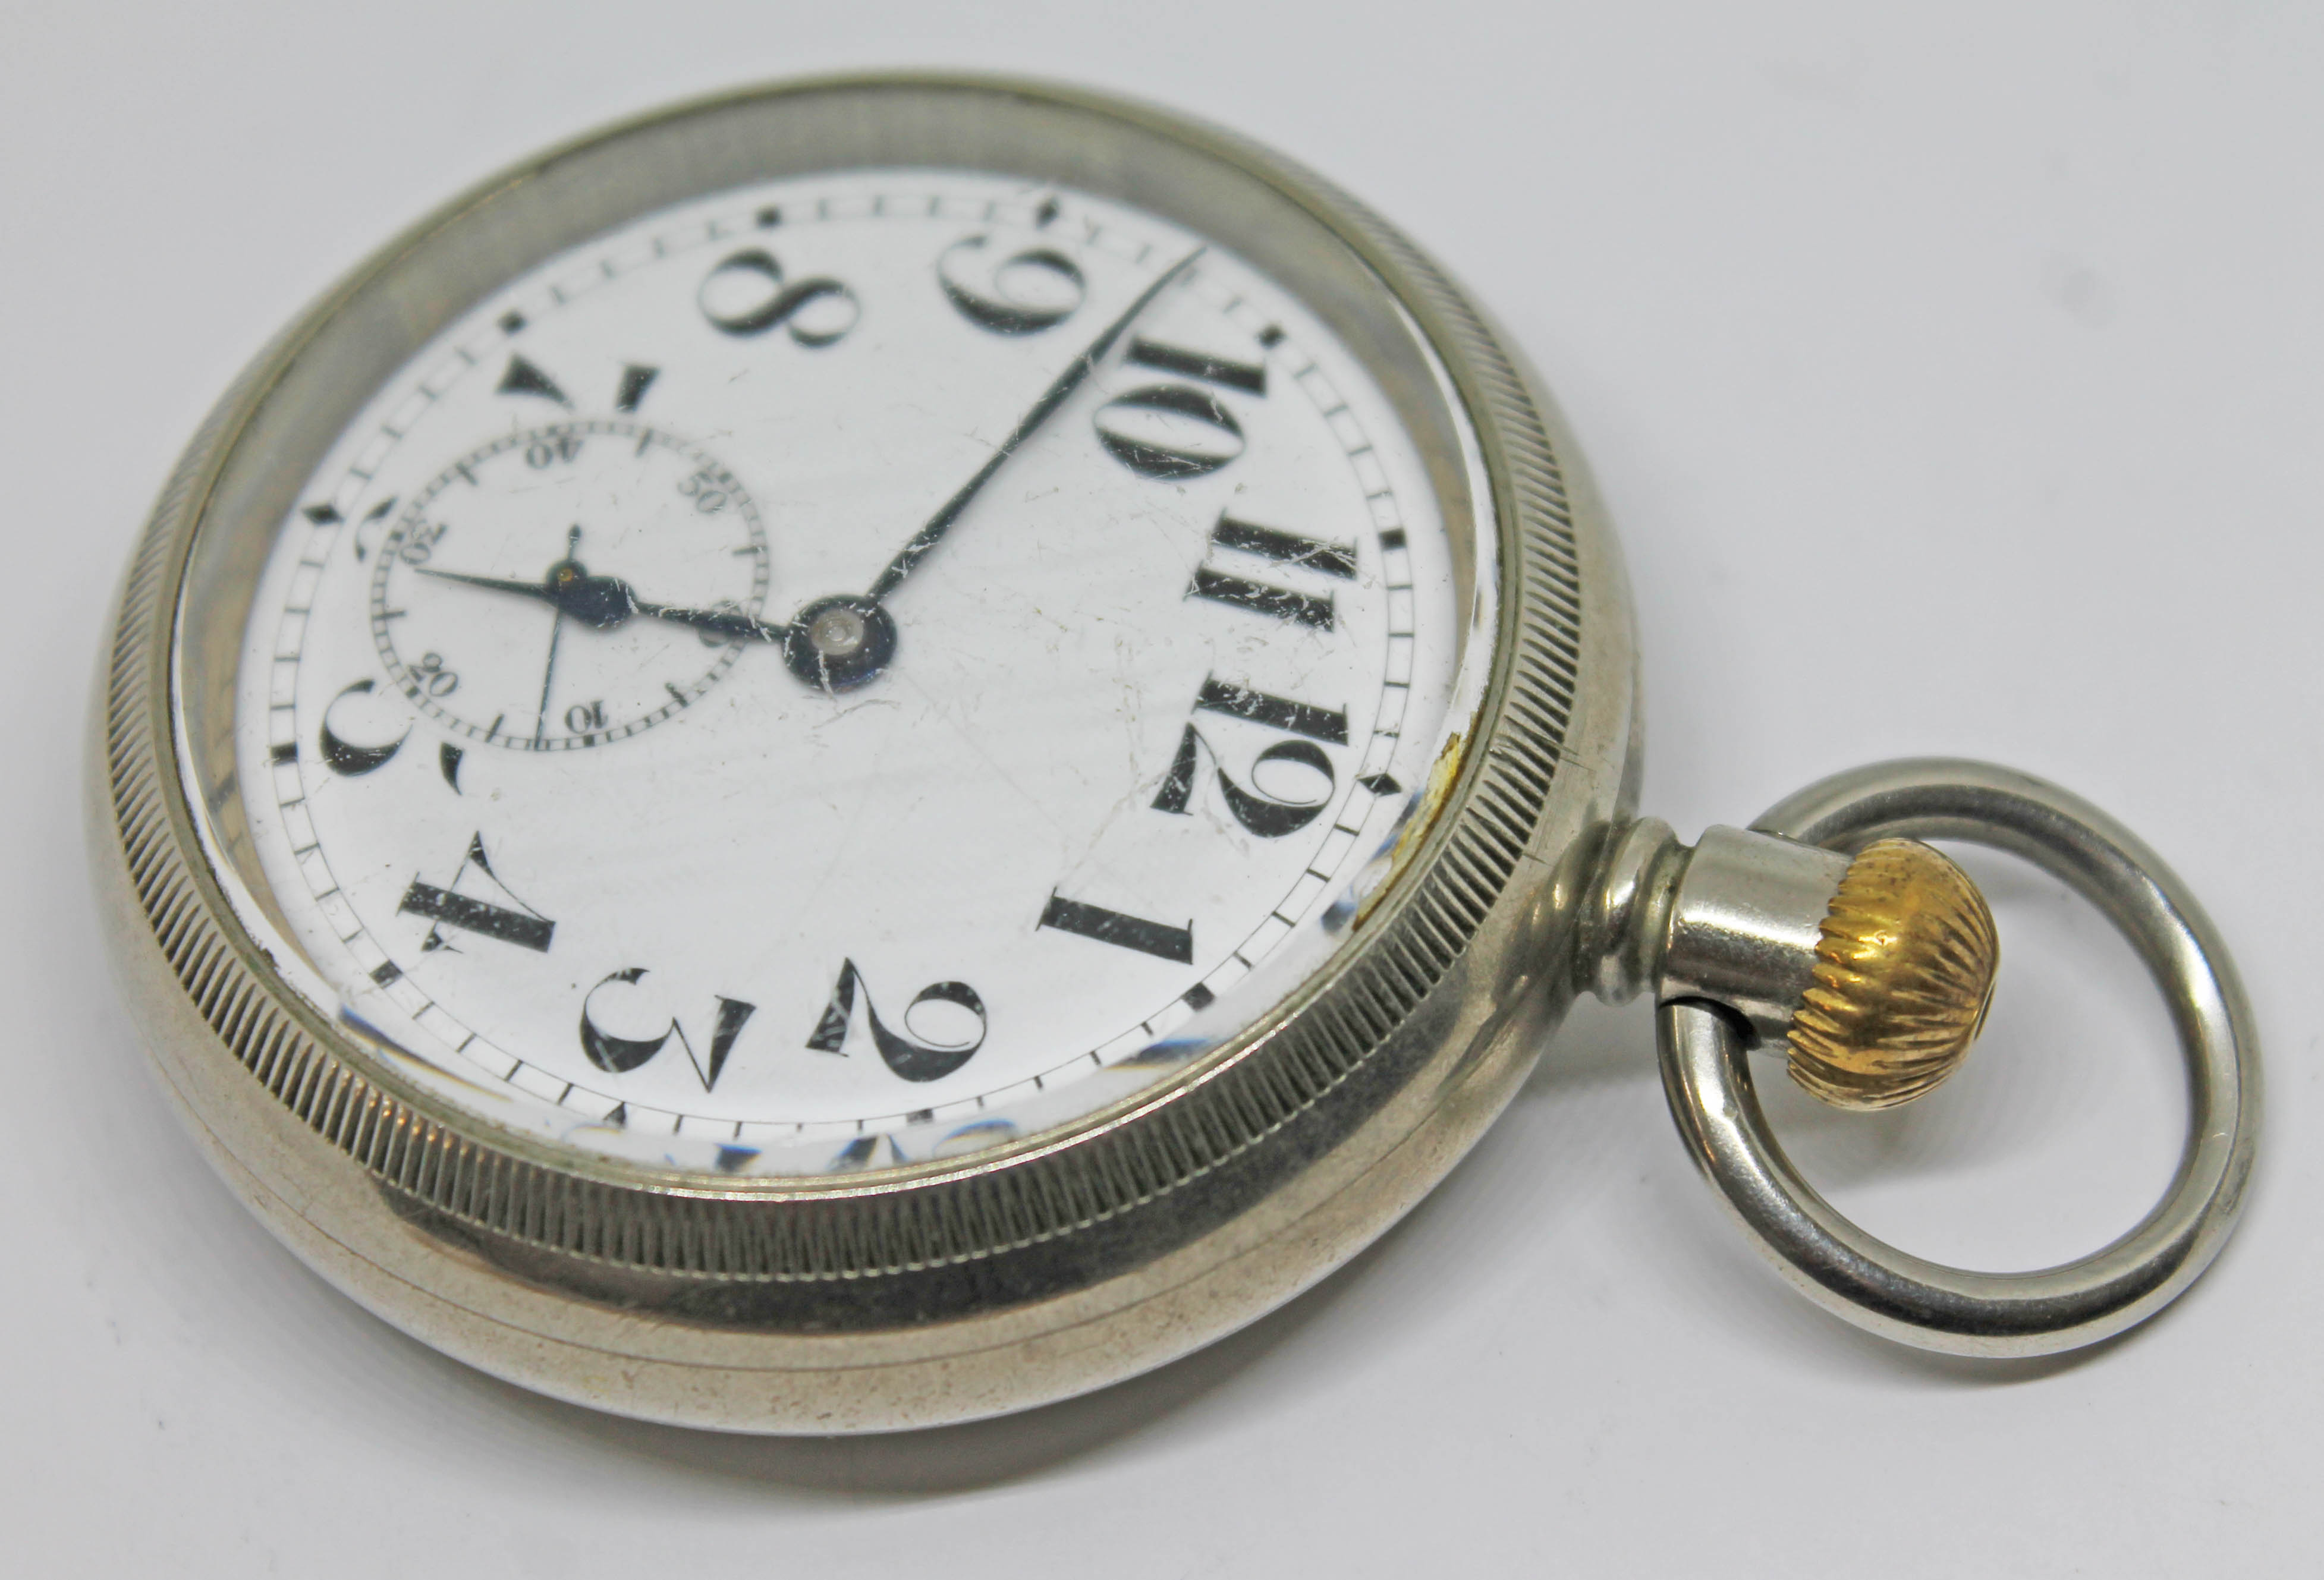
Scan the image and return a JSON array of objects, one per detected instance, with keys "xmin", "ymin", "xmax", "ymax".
[{"xmin": 90, "ymin": 74, "xmax": 2259, "ymax": 1431}]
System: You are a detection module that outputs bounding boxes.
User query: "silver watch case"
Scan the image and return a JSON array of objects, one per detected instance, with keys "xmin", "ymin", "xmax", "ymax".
[{"xmin": 89, "ymin": 74, "xmax": 1636, "ymax": 1433}]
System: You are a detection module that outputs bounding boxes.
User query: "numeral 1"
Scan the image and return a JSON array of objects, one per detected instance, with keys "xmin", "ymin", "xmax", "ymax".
[
  {"xmin": 1125, "ymin": 336, "xmax": 1267, "ymax": 395},
  {"xmin": 1037, "ymin": 893, "xmax": 1194, "ymax": 964}
]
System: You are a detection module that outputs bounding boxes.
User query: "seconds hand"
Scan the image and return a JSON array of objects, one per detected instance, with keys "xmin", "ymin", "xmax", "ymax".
[{"xmin": 531, "ymin": 525, "xmax": 582, "ymax": 744}]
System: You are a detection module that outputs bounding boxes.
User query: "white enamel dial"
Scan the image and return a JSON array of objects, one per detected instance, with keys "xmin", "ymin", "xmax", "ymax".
[{"xmin": 229, "ymin": 168, "xmax": 1469, "ymax": 1177}]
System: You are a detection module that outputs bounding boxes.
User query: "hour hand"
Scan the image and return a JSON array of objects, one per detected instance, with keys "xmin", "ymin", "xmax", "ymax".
[{"xmin": 630, "ymin": 596, "xmax": 787, "ymax": 644}]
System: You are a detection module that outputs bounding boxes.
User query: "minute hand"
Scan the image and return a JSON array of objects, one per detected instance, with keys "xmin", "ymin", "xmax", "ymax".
[{"xmin": 866, "ymin": 246, "xmax": 1207, "ymax": 603}]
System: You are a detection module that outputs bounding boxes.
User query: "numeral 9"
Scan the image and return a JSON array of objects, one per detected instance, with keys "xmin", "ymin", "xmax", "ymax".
[{"xmin": 938, "ymin": 235, "xmax": 1086, "ymax": 335}]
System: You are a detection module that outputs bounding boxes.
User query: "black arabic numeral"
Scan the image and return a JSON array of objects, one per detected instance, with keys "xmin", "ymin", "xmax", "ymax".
[
  {"xmin": 1187, "ymin": 511, "xmax": 1356, "ymax": 630},
  {"xmin": 1035, "ymin": 893, "xmax": 1194, "ymax": 963},
  {"xmin": 397, "ymin": 833, "xmax": 554, "ymax": 952},
  {"xmin": 938, "ymin": 234, "xmax": 1086, "ymax": 334},
  {"xmin": 564, "ymin": 700, "xmax": 606, "ymax": 734},
  {"xmin": 698, "ymin": 248, "xmax": 859, "ymax": 346},
  {"xmin": 1194, "ymin": 676, "xmax": 1348, "ymax": 744},
  {"xmin": 578, "ymin": 968, "xmax": 757, "ymax": 1091},
  {"xmin": 1095, "ymin": 333, "xmax": 1271, "ymax": 479},
  {"xmin": 317, "ymin": 678, "xmax": 408, "ymax": 776},
  {"xmin": 1092, "ymin": 384, "xmax": 1244, "ymax": 479},
  {"xmin": 1152, "ymin": 726, "xmax": 1336, "ymax": 838},
  {"xmin": 806, "ymin": 959, "xmax": 987, "ymax": 1083}
]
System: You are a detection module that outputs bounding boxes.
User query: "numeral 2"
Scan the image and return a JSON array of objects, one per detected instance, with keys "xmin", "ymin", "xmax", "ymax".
[
  {"xmin": 806, "ymin": 960, "xmax": 988, "ymax": 1083},
  {"xmin": 1150, "ymin": 674, "xmax": 1344, "ymax": 837}
]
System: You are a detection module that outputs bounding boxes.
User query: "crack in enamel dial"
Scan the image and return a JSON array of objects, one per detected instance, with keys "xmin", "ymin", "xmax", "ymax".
[{"xmin": 231, "ymin": 169, "xmax": 1467, "ymax": 1179}]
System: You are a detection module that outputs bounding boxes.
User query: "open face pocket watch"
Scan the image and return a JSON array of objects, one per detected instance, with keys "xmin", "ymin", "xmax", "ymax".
[{"xmin": 91, "ymin": 74, "xmax": 2260, "ymax": 1433}]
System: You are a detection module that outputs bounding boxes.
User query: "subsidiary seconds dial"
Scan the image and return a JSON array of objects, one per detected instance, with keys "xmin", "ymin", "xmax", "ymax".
[{"xmin": 369, "ymin": 419, "xmax": 769, "ymax": 750}]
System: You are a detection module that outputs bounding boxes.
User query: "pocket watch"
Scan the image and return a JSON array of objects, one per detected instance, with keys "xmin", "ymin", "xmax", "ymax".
[{"xmin": 91, "ymin": 74, "xmax": 2260, "ymax": 1433}]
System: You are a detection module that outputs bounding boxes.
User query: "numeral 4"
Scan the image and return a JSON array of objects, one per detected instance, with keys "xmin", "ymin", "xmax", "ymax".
[{"xmin": 397, "ymin": 833, "xmax": 553, "ymax": 952}]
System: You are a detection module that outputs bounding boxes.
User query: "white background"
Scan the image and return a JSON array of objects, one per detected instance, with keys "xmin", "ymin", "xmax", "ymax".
[{"xmin": 5, "ymin": 4, "xmax": 2316, "ymax": 1574}]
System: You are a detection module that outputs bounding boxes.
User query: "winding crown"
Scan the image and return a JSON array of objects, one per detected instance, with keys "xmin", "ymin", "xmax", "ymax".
[{"xmin": 1785, "ymin": 838, "xmax": 1999, "ymax": 1110}]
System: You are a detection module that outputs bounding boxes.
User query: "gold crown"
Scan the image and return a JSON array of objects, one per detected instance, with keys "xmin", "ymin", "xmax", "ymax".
[{"xmin": 1785, "ymin": 838, "xmax": 1999, "ymax": 1110}]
